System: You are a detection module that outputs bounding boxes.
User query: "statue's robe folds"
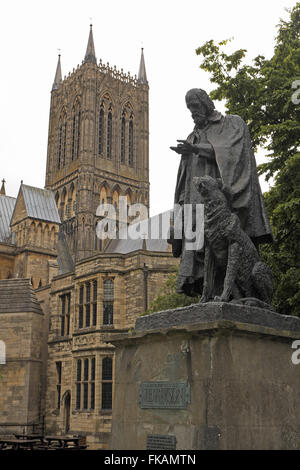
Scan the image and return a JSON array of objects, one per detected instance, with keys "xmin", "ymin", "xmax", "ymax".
[{"xmin": 173, "ymin": 111, "xmax": 273, "ymax": 296}]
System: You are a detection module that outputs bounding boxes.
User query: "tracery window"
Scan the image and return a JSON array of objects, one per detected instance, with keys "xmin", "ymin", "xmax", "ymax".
[
  {"xmin": 128, "ymin": 116, "xmax": 134, "ymax": 166},
  {"xmin": 98, "ymin": 106, "xmax": 104, "ymax": 156},
  {"xmin": 71, "ymin": 100, "xmax": 81, "ymax": 160},
  {"xmin": 107, "ymin": 111, "xmax": 112, "ymax": 159},
  {"xmin": 57, "ymin": 112, "xmax": 67, "ymax": 169},
  {"xmin": 120, "ymin": 113, "xmax": 125, "ymax": 164}
]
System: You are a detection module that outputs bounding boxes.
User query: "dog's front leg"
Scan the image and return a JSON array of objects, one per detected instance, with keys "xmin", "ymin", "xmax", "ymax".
[
  {"xmin": 200, "ymin": 244, "xmax": 214, "ymax": 303},
  {"xmin": 215, "ymin": 241, "xmax": 241, "ymax": 302}
]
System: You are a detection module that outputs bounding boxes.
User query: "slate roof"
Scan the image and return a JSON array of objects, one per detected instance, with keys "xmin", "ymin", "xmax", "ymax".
[
  {"xmin": 0, "ymin": 194, "xmax": 16, "ymax": 242},
  {"xmin": 105, "ymin": 212, "xmax": 171, "ymax": 254},
  {"xmin": 56, "ymin": 231, "xmax": 75, "ymax": 275},
  {"xmin": 0, "ymin": 278, "xmax": 44, "ymax": 315},
  {"xmin": 19, "ymin": 184, "xmax": 60, "ymax": 224}
]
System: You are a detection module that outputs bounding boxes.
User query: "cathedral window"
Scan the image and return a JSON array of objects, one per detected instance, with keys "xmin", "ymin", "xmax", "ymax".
[
  {"xmin": 62, "ymin": 122, "xmax": 67, "ymax": 167},
  {"xmin": 57, "ymin": 125, "xmax": 63, "ymax": 169},
  {"xmin": 107, "ymin": 111, "xmax": 112, "ymax": 159},
  {"xmin": 57, "ymin": 112, "xmax": 67, "ymax": 169},
  {"xmin": 98, "ymin": 106, "xmax": 104, "ymax": 156},
  {"xmin": 78, "ymin": 281, "xmax": 97, "ymax": 329},
  {"xmin": 71, "ymin": 115, "xmax": 76, "ymax": 160},
  {"xmin": 71, "ymin": 101, "xmax": 81, "ymax": 160},
  {"xmin": 128, "ymin": 117, "xmax": 134, "ymax": 166},
  {"xmin": 60, "ymin": 293, "xmax": 71, "ymax": 336},
  {"xmin": 83, "ymin": 358, "xmax": 89, "ymax": 409},
  {"xmin": 75, "ymin": 357, "xmax": 95, "ymax": 410},
  {"xmin": 101, "ymin": 357, "xmax": 113, "ymax": 410},
  {"xmin": 76, "ymin": 359, "xmax": 82, "ymax": 409},
  {"xmin": 56, "ymin": 362, "xmax": 62, "ymax": 410},
  {"xmin": 79, "ymin": 285, "xmax": 84, "ymax": 328},
  {"xmin": 103, "ymin": 279, "xmax": 114, "ymax": 325},
  {"xmin": 85, "ymin": 282, "xmax": 91, "ymax": 327},
  {"xmin": 92, "ymin": 280, "xmax": 97, "ymax": 326},
  {"xmin": 120, "ymin": 113, "xmax": 125, "ymax": 164},
  {"xmin": 91, "ymin": 357, "xmax": 96, "ymax": 410}
]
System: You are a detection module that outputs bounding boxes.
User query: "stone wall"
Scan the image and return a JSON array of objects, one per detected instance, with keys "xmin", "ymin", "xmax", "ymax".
[
  {"xmin": 109, "ymin": 303, "xmax": 300, "ymax": 450},
  {"xmin": 0, "ymin": 279, "xmax": 45, "ymax": 436}
]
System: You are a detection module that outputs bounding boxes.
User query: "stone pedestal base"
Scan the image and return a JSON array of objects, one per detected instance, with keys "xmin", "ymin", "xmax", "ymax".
[{"xmin": 107, "ymin": 303, "xmax": 300, "ymax": 450}]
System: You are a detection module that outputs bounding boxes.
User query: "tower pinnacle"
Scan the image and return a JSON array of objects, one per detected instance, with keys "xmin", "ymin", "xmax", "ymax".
[
  {"xmin": 84, "ymin": 24, "xmax": 97, "ymax": 64},
  {"xmin": 138, "ymin": 48, "xmax": 148, "ymax": 85},
  {"xmin": 52, "ymin": 54, "xmax": 62, "ymax": 91},
  {"xmin": 0, "ymin": 179, "xmax": 6, "ymax": 195}
]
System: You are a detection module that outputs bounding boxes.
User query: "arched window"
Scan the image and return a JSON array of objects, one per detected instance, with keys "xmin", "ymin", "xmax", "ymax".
[
  {"xmin": 128, "ymin": 116, "xmax": 134, "ymax": 166},
  {"xmin": 120, "ymin": 112, "xmax": 125, "ymax": 164},
  {"xmin": 101, "ymin": 357, "xmax": 112, "ymax": 410},
  {"xmin": 98, "ymin": 106, "xmax": 104, "ymax": 156},
  {"xmin": 57, "ymin": 112, "xmax": 67, "ymax": 169},
  {"xmin": 107, "ymin": 111, "xmax": 112, "ymax": 159},
  {"xmin": 71, "ymin": 100, "xmax": 81, "ymax": 160}
]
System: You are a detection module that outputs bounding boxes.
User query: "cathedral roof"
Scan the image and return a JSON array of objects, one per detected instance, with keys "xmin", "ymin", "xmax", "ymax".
[
  {"xmin": 56, "ymin": 231, "xmax": 75, "ymax": 275},
  {"xmin": 0, "ymin": 194, "xmax": 16, "ymax": 242},
  {"xmin": 105, "ymin": 212, "xmax": 171, "ymax": 254},
  {"xmin": 0, "ymin": 278, "xmax": 43, "ymax": 315},
  {"xmin": 84, "ymin": 24, "xmax": 97, "ymax": 64},
  {"xmin": 21, "ymin": 184, "xmax": 60, "ymax": 223},
  {"xmin": 11, "ymin": 184, "xmax": 60, "ymax": 225}
]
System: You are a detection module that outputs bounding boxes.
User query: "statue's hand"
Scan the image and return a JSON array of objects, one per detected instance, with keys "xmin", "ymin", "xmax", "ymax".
[{"xmin": 170, "ymin": 140, "xmax": 198, "ymax": 156}]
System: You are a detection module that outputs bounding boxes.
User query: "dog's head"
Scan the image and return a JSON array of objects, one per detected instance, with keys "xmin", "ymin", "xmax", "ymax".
[{"xmin": 193, "ymin": 176, "xmax": 232, "ymax": 205}]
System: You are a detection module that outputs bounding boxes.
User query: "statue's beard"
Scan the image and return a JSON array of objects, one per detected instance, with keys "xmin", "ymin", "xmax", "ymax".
[{"xmin": 194, "ymin": 117, "xmax": 208, "ymax": 129}]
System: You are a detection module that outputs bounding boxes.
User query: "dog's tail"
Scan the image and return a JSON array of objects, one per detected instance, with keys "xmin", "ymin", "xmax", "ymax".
[{"xmin": 252, "ymin": 262, "xmax": 273, "ymax": 305}]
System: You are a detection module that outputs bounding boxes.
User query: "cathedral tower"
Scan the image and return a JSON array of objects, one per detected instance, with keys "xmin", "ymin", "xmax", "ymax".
[{"xmin": 45, "ymin": 26, "xmax": 149, "ymax": 260}]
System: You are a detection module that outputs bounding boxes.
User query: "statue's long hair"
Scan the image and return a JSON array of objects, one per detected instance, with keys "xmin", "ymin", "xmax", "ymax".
[{"xmin": 185, "ymin": 89, "xmax": 215, "ymax": 115}]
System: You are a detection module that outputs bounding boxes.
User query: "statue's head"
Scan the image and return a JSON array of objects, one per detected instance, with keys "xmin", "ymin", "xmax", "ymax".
[{"xmin": 185, "ymin": 89, "xmax": 215, "ymax": 127}]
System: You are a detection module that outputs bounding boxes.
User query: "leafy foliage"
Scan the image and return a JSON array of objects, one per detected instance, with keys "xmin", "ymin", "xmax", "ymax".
[
  {"xmin": 146, "ymin": 4, "xmax": 300, "ymax": 317},
  {"xmin": 195, "ymin": 3, "xmax": 300, "ymax": 316},
  {"xmin": 141, "ymin": 266, "xmax": 200, "ymax": 316},
  {"xmin": 196, "ymin": 4, "xmax": 300, "ymax": 181}
]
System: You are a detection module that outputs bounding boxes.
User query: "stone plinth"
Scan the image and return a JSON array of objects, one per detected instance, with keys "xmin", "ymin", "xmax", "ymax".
[{"xmin": 107, "ymin": 303, "xmax": 300, "ymax": 450}]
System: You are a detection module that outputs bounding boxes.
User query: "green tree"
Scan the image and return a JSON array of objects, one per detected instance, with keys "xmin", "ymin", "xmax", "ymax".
[
  {"xmin": 195, "ymin": 3, "xmax": 300, "ymax": 316},
  {"xmin": 142, "ymin": 266, "xmax": 200, "ymax": 316}
]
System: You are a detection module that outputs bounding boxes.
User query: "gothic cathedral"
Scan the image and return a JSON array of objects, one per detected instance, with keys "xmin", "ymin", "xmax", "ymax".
[{"xmin": 45, "ymin": 25, "xmax": 149, "ymax": 260}]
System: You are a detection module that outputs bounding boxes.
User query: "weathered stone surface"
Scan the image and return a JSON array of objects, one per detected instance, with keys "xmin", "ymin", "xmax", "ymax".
[
  {"xmin": 0, "ymin": 279, "xmax": 44, "ymax": 315},
  {"xmin": 135, "ymin": 302, "xmax": 300, "ymax": 333},
  {"xmin": 109, "ymin": 304, "xmax": 300, "ymax": 450}
]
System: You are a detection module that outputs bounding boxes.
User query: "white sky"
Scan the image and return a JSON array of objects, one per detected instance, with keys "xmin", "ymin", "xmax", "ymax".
[{"xmin": 0, "ymin": 0, "xmax": 296, "ymax": 216}]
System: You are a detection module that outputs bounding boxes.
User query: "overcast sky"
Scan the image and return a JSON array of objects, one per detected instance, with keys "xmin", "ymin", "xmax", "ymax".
[{"xmin": 0, "ymin": 0, "xmax": 297, "ymax": 216}]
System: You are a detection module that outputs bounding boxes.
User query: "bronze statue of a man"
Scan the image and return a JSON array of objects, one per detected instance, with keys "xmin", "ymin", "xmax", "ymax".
[{"xmin": 170, "ymin": 88, "xmax": 273, "ymax": 297}]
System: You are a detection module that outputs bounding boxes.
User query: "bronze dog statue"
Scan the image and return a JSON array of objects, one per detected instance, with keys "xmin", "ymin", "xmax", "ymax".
[{"xmin": 193, "ymin": 176, "xmax": 273, "ymax": 308}]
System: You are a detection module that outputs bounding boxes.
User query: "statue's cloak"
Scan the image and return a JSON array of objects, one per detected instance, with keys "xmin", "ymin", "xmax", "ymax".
[{"xmin": 173, "ymin": 111, "xmax": 273, "ymax": 295}]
